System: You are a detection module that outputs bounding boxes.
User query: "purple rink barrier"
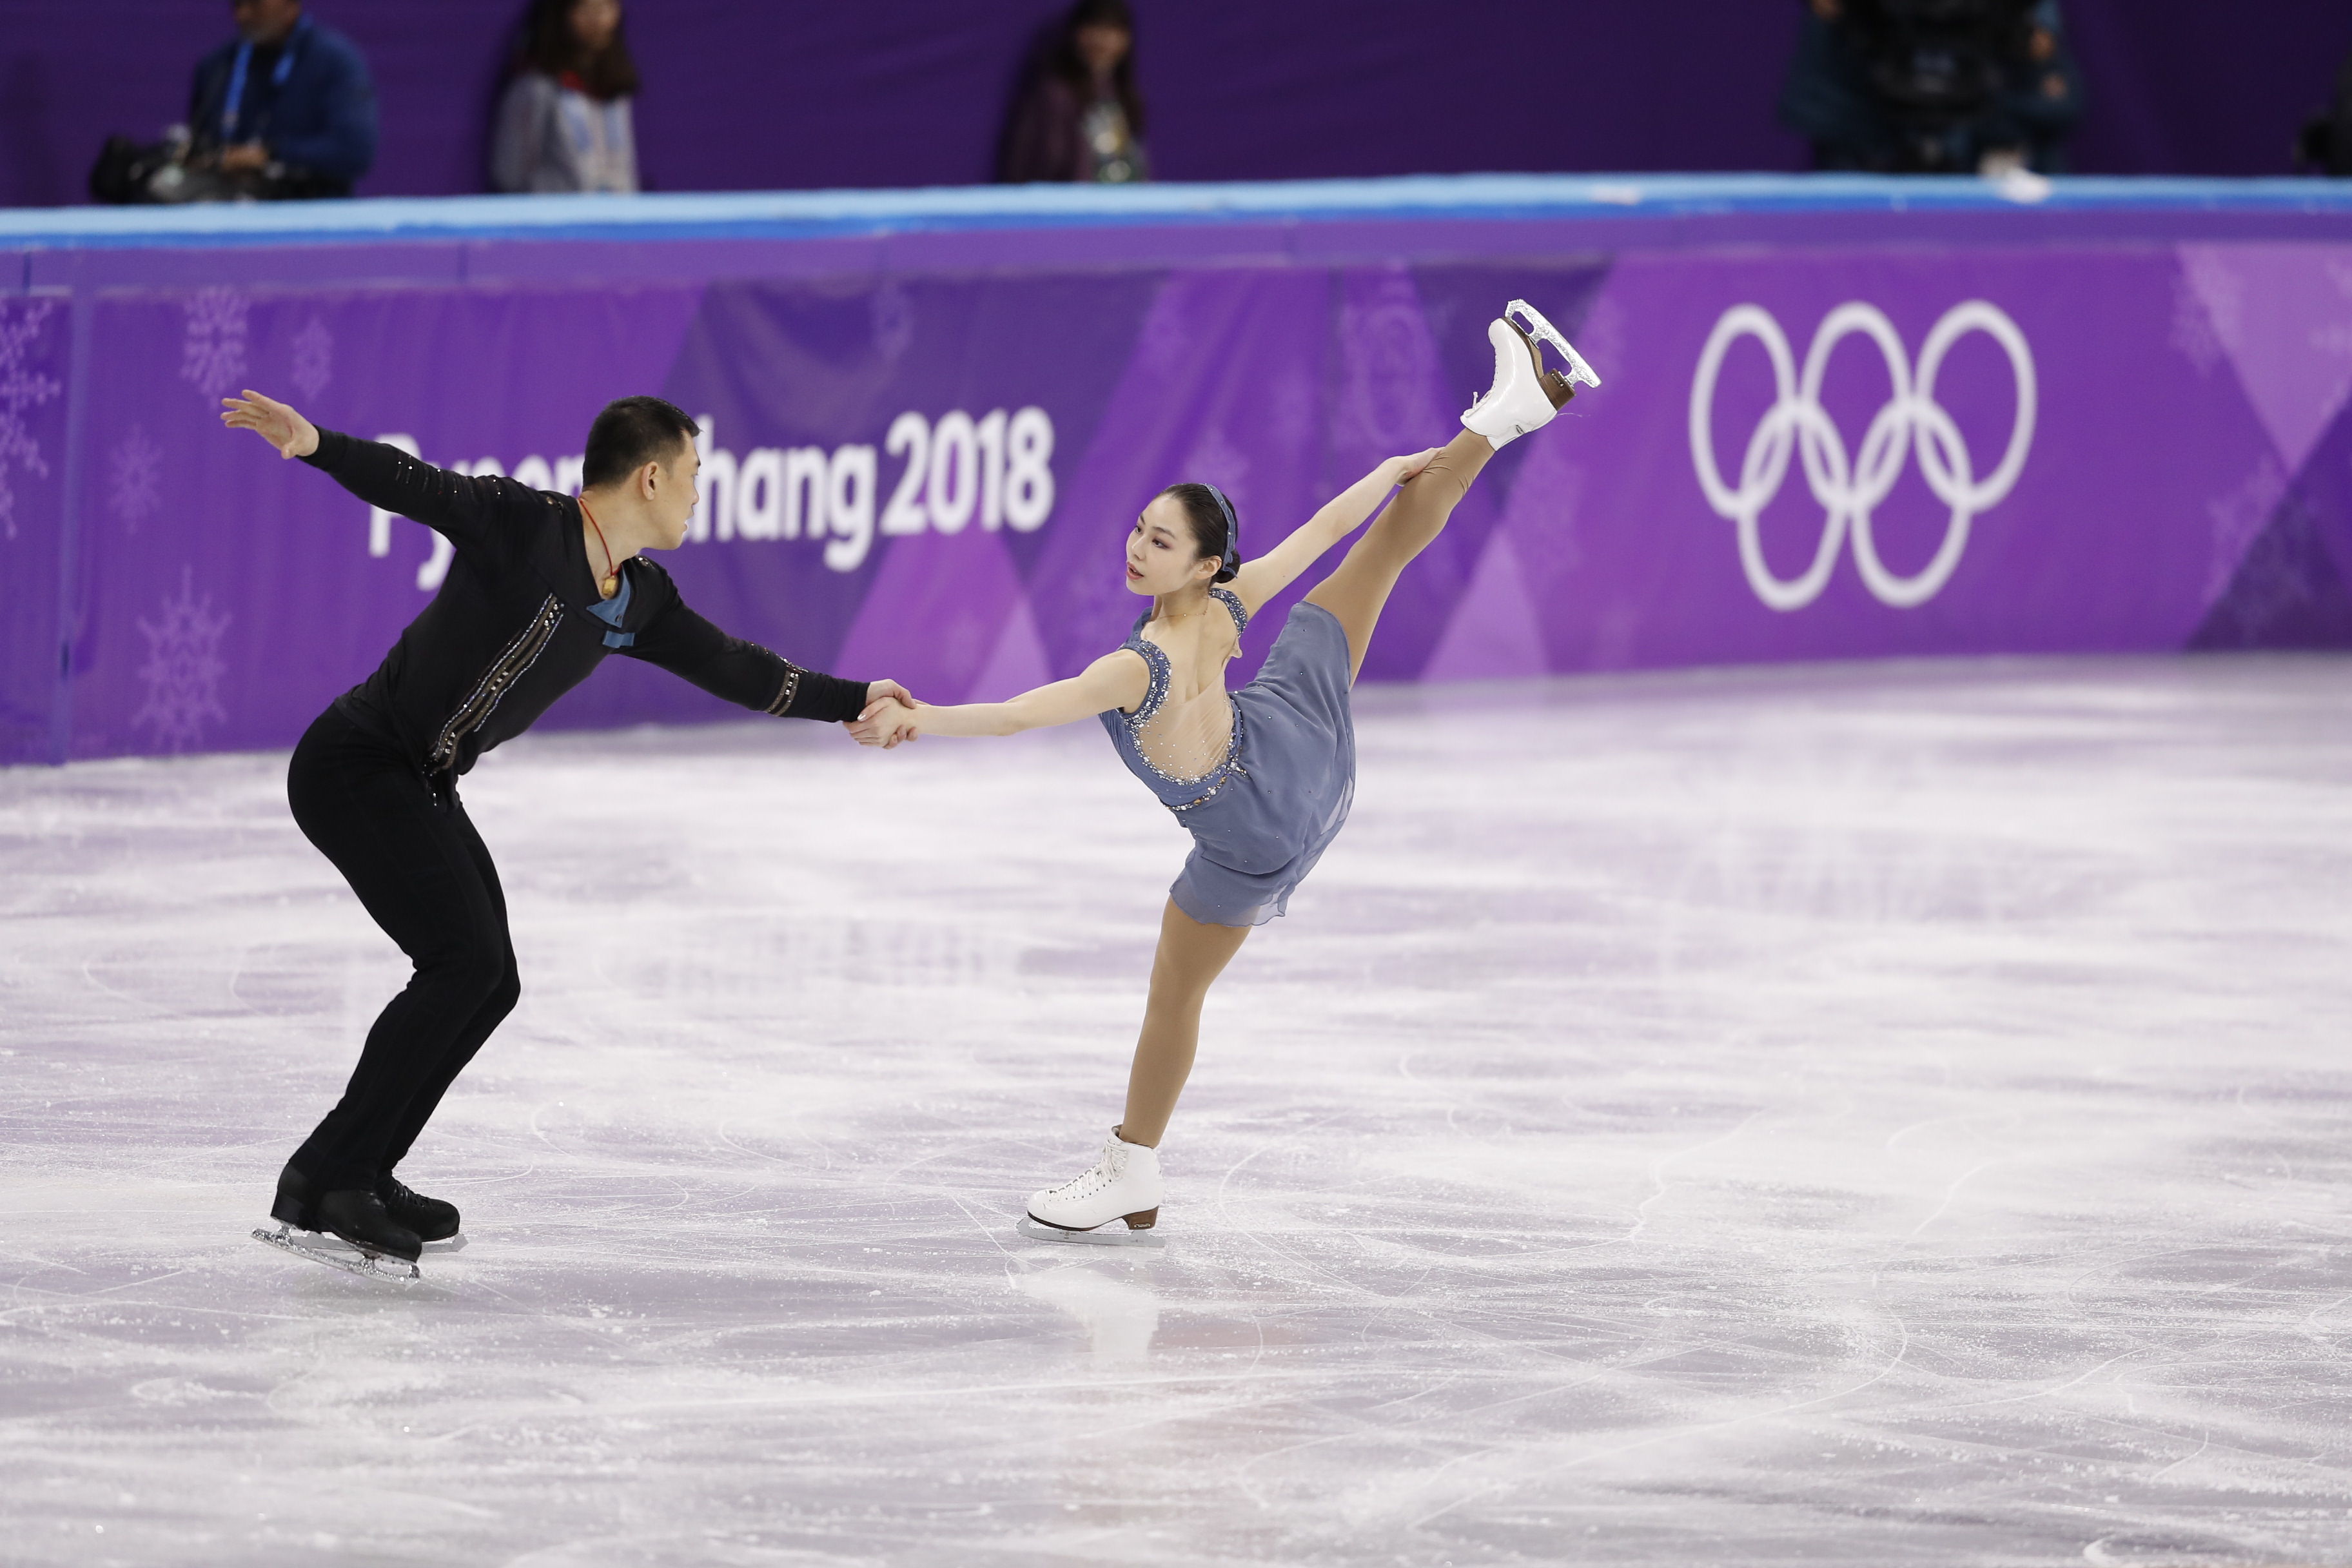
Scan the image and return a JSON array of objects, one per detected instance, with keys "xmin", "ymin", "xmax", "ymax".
[{"xmin": 4, "ymin": 175, "xmax": 2352, "ymax": 766}]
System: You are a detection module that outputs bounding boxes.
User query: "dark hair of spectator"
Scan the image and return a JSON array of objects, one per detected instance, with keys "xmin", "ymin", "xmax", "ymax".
[
  {"xmin": 1048, "ymin": 0, "xmax": 1146, "ymax": 138},
  {"xmin": 518, "ymin": 0, "xmax": 640, "ymax": 102},
  {"xmin": 1157, "ymin": 483, "xmax": 1237, "ymax": 583},
  {"xmin": 583, "ymin": 397, "xmax": 696, "ymax": 488}
]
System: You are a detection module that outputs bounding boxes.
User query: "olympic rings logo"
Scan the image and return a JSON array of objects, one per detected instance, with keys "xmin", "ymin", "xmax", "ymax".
[{"xmin": 1689, "ymin": 300, "xmax": 2036, "ymax": 611}]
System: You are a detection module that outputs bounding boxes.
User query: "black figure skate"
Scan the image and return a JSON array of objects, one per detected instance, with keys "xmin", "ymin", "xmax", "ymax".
[
  {"xmin": 252, "ymin": 1163, "xmax": 426, "ymax": 1282},
  {"xmin": 376, "ymin": 1171, "xmax": 462, "ymax": 1243}
]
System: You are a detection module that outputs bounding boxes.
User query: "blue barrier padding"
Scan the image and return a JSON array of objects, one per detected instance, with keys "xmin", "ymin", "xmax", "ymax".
[{"xmin": 7, "ymin": 173, "xmax": 2352, "ymax": 251}]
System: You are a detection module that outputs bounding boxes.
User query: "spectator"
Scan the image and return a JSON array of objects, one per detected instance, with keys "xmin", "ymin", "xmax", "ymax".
[
  {"xmin": 491, "ymin": 0, "xmax": 640, "ymax": 195},
  {"xmin": 1779, "ymin": 0, "xmax": 2082, "ymax": 175},
  {"xmin": 2297, "ymin": 48, "xmax": 2352, "ymax": 175},
  {"xmin": 997, "ymin": 0, "xmax": 1149, "ymax": 185},
  {"xmin": 186, "ymin": 0, "xmax": 377, "ymax": 197}
]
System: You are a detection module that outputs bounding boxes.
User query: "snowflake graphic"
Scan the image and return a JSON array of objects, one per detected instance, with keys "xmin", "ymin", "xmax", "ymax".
[
  {"xmin": 2204, "ymin": 454, "xmax": 2286, "ymax": 603},
  {"xmin": 133, "ymin": 566, "xmax": 231, "ymax": 752},
  {"xmin": 2170, "ymin": 272, "xmax": 2224, "ymax": 378},
  {"xmin": 1334, "ymin": 275, "xmax": 1444, "ymax": 456},
  {"xmin": 108, "ymin": 426, "xmax": 164, "ymax": 531},
  {"xmin": 0, "ymin": 299, "xmax": 64, "ymax": 542},
  {"xmin": 1137, "ymin": 299, "xmax": 1193, "ymax": 375},
  {"xmin": 1181, "ymin": 425, "xmax": 1251, "ymax": 500},
  {"xmin": 289, "ymin": 316, "xmax": 333, "ymax": 400},
  {"xmin": 2175, "ymin": 251, "xmax": 2242, "ymax": 376},
  {"xmin": 179, "ymin": 288, "xmax": 250, "ymax": 402}
]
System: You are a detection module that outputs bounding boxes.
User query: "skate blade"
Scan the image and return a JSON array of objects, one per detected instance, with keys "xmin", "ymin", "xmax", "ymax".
[
  {"xmin": 1016, "ymin": 1216, "xmax": 1166, "ymax": 1250},
  {"xmin": 1505, "ymin": 297, "xmax": 1602, "ymax": 389},
  {"xmin": 252, "ymin": 1224, "xmax": 422, "ymax": 1282}
]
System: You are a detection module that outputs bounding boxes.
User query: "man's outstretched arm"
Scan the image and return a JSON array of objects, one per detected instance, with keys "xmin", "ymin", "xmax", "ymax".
[
  {"xmin": 221, "ymin": 389, "xmax": 509, "ymax": 548},
  {"xmin": 620, "ymin": 561, "xmax": 902, "ymax": 722}
]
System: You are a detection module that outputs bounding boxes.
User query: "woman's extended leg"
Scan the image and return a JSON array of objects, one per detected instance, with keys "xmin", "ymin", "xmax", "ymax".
[
  {"xmin": 1304, "ymin": 429, "xmax": 1494, "ymax": 680},
  {"xmin": 1118, "ymin": 898, "xmax": 1252, "ymax": 1146}
]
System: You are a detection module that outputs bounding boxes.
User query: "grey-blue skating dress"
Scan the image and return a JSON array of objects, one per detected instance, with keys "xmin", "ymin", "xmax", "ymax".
[{"xmin": 1099, "ymin": 589, "xmax": 1357, "ymax": 928}]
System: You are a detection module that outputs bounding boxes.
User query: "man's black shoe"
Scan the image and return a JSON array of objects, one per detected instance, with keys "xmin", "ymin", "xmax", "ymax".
[
  {"xmin": 270, "ymin": 1162, "xmax": 316, "ymax": 1229},
  {"xmin": 314, "ymin": 1189, "xmax": 423, "ymax": 1263},
  {"xmin": 375, "ymin": 1173, "xmax": 461, "ymax": 1242}
]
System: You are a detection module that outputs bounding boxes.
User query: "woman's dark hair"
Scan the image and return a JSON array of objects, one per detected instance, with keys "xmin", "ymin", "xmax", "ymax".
[
  {"xmin": 518, "ymin": 0, "xmax": 640, "ymax": 101},
  {"xmin": 1158, "ymin": 483, "xmax": 1238, "ymax": 583},
  {"xmin": 1048, "ymin": 0, "xmax": 1146, "ymax": 137},
  {"xmin": 583, "ymin": 396, "xmax": 696, "ymax": 488}
]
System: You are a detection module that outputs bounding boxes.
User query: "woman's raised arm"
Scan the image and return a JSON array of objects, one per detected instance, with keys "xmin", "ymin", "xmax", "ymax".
[{"xmin": 1227, "ymin": 448, "xmax": 1438, "ymax": 616}]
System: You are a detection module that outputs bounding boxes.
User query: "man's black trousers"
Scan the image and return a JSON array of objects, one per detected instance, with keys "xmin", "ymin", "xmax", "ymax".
[{"xmin": 284, "ymin": 705, "xmax": 520, "ymax": 1193}]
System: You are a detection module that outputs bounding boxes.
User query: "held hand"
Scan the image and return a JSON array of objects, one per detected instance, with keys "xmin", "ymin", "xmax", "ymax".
[
  {"xmin": 856, "ymin": 680, "xmax": 923, "ymax": 746},
  {"xmin": 219, "ymin": 142, "xmax": 271, "ymax": 173},
  {"xmin": 1390, "ymin": 447, "xmax": 1442, "ymax": 484},
  {"xmin": 847, "ymin": 696, "xmax": 919, "ymax": 749},
  {"xmin": 861, "ymin": 678, "xmax": 923, "ymax": 717},
  {"xmin": 219, "ymin": 390, "xmax": 318, "ymax": 460}
]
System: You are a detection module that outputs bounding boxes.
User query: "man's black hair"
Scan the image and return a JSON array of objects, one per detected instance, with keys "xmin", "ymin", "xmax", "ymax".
[{"xmin": 582, "ymin": 397, "xmax": 698, "ymax": 490}]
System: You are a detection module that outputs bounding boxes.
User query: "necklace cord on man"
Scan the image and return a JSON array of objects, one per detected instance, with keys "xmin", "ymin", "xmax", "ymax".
[{"xmin": 578, "ymin": 497, "xmax": 619, "ymax": 596}]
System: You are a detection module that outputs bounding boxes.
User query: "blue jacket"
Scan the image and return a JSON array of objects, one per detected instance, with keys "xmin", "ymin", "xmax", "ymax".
[{"xmin": 188, "ymin": 16, "xmax": 378, "ymax": 189}]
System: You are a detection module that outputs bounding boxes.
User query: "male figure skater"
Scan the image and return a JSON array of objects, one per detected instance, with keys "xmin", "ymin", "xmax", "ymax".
[{"xmin": 223, "ymin": 389, "xmax": 901, "ymax": 1273}]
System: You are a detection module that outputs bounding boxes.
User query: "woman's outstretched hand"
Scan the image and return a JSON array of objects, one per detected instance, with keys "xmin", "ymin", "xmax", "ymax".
[{"xmin": 219, "ymin": 390, "xmax": 320, "ymax": 460}]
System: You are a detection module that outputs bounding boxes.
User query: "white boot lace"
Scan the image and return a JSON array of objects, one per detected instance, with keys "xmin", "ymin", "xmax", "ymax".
[{"xmin": 1047, "ymin": 1139, "xmax": 1128, "ymax": 1202}]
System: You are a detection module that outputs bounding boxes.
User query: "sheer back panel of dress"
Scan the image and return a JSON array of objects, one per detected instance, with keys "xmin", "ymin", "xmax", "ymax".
[{"xmin": 1128, "ymin": 589, "xmax": 1249, "ymax": 787}]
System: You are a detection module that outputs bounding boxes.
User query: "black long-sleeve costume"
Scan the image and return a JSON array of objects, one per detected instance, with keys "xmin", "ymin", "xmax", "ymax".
[
  {"xmin": 306, "ymin": 428, "xmax": 867, "ymax": 778},
  {"xmin": 277, "ymin": 432, "xmax": 868, "ymax": 1201}
]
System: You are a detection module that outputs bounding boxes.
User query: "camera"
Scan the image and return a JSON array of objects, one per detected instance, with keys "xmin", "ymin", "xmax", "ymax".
[{"xmin": 1841, "ymin": 0, "xmax": 2043, "ymax": 172}]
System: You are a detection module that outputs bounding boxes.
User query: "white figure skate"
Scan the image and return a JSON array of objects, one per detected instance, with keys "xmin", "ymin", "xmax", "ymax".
[
  {"xmin": 1460, "ymin": 298, "xmax": 1602, "ymax": 449},
  {"xmin": 1017, "ymin": 1129, "xmax": 1168, "ymax": 1248}
]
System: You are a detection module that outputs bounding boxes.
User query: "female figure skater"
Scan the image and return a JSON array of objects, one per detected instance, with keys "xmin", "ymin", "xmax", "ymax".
[{"xmin": 853, "ymin": 300, "xmax": 1599, "ymax": 1242}]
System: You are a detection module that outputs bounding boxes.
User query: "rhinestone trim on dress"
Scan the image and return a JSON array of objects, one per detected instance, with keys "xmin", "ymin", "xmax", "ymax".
[
  {"xmin": 1208, "ymin": 587, "xmax": 1250, "ymax": 636},
  {"xmin": 1130, "ymin": 637, "xmax": 1173, "ymax": 729}
]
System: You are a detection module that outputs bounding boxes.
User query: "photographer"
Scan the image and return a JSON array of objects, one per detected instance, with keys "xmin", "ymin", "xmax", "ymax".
[
  {"xmin": 189, "ymin": 0, "xmax": 377, "ymax": 196},
  {"xmin": 1779, "ymin": 0, "xmax": 2082, "ymax": 175},
  {"xmin": 95, "ymin": 0, "xmax": 377, "ymax": 203}
]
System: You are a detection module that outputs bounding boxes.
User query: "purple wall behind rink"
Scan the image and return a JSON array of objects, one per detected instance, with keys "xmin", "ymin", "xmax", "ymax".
[
  {"xmin": 4, "ymin": 178, "xmax": 2352, "ymax": 766},
  {"xmin": 0, "ymin": 0, "xmax": 2346, "ymax": 210}
]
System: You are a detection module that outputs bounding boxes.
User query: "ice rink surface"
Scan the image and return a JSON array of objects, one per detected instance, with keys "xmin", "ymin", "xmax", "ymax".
[{"xmin": 5, "ymin": 654, "xmax": 2351, "ymax": 1567}]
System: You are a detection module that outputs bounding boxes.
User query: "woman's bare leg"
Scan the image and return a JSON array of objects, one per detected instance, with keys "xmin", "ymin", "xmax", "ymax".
[
  {"xmin": 1118, "ymin": 898, "xmax": 1251, "ymax": 1146},
  {"xmin": 1304, "ymin": 429, "xmax": 1495, "ymax": 680},
  {"xmin": 1116, "ymin": 438, "xmax": 1495, "ymax": 1141}
]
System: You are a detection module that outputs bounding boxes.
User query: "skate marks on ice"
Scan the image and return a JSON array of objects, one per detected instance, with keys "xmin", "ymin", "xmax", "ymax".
[{"xmin": 4, "ymin": 657, "xmax": 2352, "ymax": 1564}]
